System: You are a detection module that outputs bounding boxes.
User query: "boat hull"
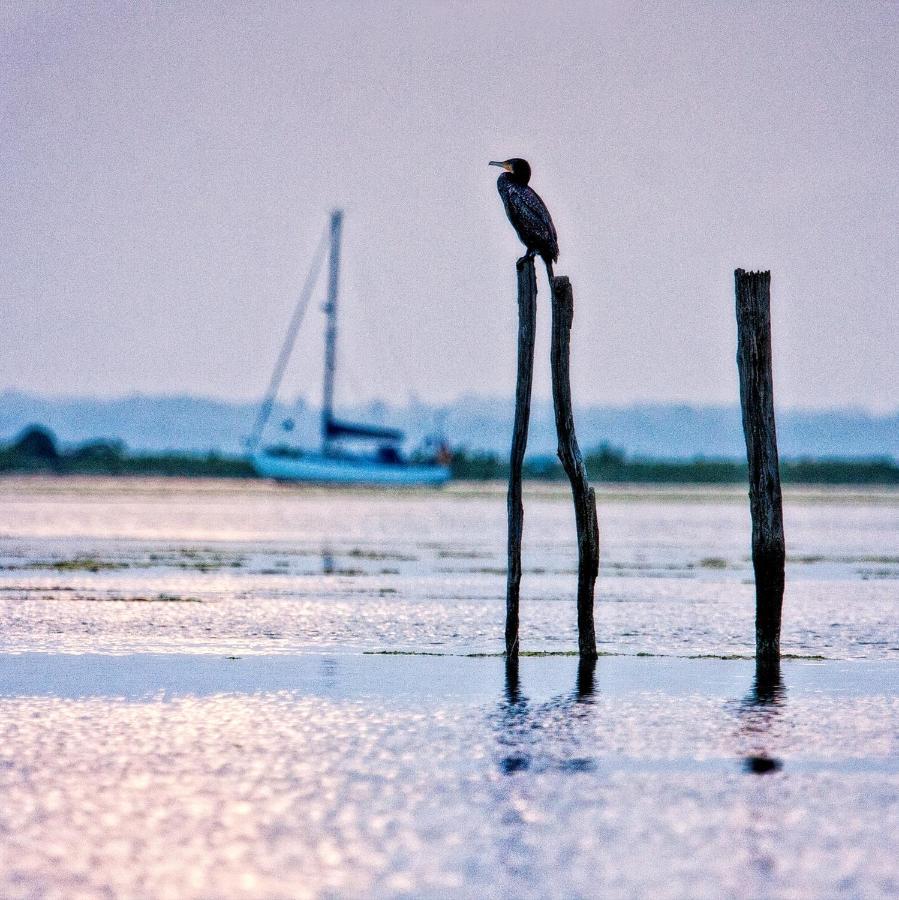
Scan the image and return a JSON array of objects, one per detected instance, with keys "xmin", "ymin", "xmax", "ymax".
[{"xmin": 252, "ymin": 452, "xmax": 451, "ymax": 487}]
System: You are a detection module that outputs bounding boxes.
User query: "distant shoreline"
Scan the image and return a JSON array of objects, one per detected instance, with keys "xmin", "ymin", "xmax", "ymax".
[
  {"xmin": 3, "ymin": 424, "xmax": 897, "ymax": 485},
  {"xmin": 3, "ymin": 391, "xmax": 897, "ymax": 461},
  {"xmin": 2, "ymin": 453, "xmax": 897, "ymax": 486}
]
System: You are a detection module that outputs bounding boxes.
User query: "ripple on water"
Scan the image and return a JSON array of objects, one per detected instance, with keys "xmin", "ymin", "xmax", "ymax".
[
  {"xmin": 0, "ymin": 480, "xmax": 896, "ymax": 895},
  {"xmin": 0, "ymin": 665, "xmax": 896, "ymax": 898}
]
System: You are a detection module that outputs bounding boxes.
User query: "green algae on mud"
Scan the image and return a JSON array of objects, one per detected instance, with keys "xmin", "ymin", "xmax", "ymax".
[
  {"xmin": 41, "ymin": 593, "xmax": 203, "ymax": 603},
  {"xmin": 33, "ymin": 556, "xmax": 130, "ymax": 573}
]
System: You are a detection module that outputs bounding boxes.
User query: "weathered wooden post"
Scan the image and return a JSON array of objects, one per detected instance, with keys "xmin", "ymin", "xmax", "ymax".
[
  {"xmin": 735, "ymin": 269, "xmax": 786, "ymax": 660},
  {"xmin": 550, "ymin": 276, "xmax": 599, "ymax": 658},
  {"xmin": 504, "ymin": 261, "xmax": 598, "ymax": 659},
  {"xmin": 505, "ymin": 257, "xmax": 538, "ymax": 657}
]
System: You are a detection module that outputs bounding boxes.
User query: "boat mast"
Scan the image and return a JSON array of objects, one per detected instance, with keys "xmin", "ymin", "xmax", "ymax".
[{"xmin": 321, "ymin": 209, "xmax": 343, "ymax": 453}]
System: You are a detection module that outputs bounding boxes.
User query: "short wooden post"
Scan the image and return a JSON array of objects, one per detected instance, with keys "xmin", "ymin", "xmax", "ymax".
[
  {"xmin": 735, "ymin": 269, "xmax": 786, "ymax": 660},
  {"xmin": 505, "ymin": 257, "xmax": 537, "ymax": 657},
  {"xmin": 551, "ymin": 275, "xmax": 599, "ymax": 658}
]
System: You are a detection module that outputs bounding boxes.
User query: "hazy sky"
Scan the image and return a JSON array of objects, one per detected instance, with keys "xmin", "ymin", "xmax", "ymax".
[{"xmin": 2, "ymin": 1, "xmax": 897, "ymax": 411}]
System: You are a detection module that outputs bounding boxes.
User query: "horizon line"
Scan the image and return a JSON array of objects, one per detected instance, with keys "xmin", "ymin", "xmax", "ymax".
[{"xmin": 1, "ymin": 387, "xmax": 897, "ymax": 418}]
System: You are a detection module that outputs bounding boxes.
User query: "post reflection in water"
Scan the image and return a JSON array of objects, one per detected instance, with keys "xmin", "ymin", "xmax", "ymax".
[
  {"xmin": 504, "ymin": 655, "xmax": 524, "ymax": 707},
  {"xmin": 575, "ymin": 656, "xmax": 597, "ymax": 701},
  {"xmin": 751, "ymin": 657, "xmax": 785, "ymax": 705},
  {"xmin": 739, "ymin": 657, "xmax": 785, "ymax": 774},
  {"xmin": 499, "ymin": 656, "xmax": 529, "ymax": 774},
  {"xmin": 496, "ymin": 655, "xmax": 598, "ymax": 776},
  {"xmin": 490, "ymin": 656, "xmax": 600, "ymax": 883}
]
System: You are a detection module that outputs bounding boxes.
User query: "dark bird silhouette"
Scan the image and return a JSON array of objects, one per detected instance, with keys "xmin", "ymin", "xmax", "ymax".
[{"xmin": 489, "ymin": 158, "xmax": 559, "ymax": 277}]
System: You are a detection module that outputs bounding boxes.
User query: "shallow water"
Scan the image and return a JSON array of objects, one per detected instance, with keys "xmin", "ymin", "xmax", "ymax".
[
  {"xmin": 0, "ymin": 477, "xmax": 896, "ymax": 897},
  {"xmin": 0, "ymin": 653, "xmax": 897, "ymax": 898},
  {"xmin": 1, "ymin": 477, "xmax": 896, "ymax": 658}
]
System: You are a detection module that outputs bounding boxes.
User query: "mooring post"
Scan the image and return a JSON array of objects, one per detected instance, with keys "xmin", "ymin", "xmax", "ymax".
[
  {"xmin": 505, "ymin": 256, "xmax": 538, "ymax": 657},
  {"xmin": 735, "ymin": 269, "xmax": 785, "ymax": 660},
  {"xmin": 550, "ymin": 275, "xmax": 599, "ymax": 658}
]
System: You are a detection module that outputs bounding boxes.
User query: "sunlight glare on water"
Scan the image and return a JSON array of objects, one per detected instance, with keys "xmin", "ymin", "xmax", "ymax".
[{"xmin": 0, "ymin": 477, "xmax": 896, "ymax": 898}]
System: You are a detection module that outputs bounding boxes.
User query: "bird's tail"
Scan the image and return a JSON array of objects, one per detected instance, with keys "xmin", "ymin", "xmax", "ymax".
[{"xmin": 543, "ymin": 257, "xmax": 555, "ymax": 301}]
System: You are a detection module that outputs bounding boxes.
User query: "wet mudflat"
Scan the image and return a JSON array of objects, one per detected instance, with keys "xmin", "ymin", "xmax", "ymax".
[{"xmin": 0, "ymin": 477, "xmax": 896, "ymax": 897}]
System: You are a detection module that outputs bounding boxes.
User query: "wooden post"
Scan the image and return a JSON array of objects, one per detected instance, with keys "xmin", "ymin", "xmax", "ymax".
[
  {"xmin": 735, "ymin": 269, "xmax": 785, "ymax": 660},
  {"xmin": 505, "ymin": 257, "xmax": 537, "ymax": 657},
  {"xmin": 550, "ymin": 275, "xmax": 599, "ymax": 658}
]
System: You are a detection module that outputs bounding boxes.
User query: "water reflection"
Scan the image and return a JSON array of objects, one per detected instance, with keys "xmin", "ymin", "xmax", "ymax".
[
  {"xmin": 498, "ymin": 657, "xmax": 529, "ymax": 773},
  {"xmin": 496, "ymin": 656, "xmax": 598, "ymax": 776},
  {"xmin": 738, "ymin": 657, "xmax": 785, "ymax": 775},
  {"xmin": 748, "ymin": 657, "xmax": 785, "ymax": 706},
  {"xmin": 504, "ymin": 655, "xmax": 524, "ymax": 707},
  {"xmin": 743, "ymin": 755, "xmax": 782, "ymax": 774},
  {"xmin": 315, "ymin": 656, "xmax": 338, "ymax": 691},
  {"xmin": 491, "ymin": 656, "xmax": 600, "ymax": 885},
  {"xmin": 575, "ymin": 656, "xmax": 597, "ymax": 701}
]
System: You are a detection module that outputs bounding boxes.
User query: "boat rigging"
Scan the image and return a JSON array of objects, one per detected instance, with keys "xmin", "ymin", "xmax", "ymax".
[{"xmin": 249, "ymin": 210, "xmax": 451, "ymax": 486}]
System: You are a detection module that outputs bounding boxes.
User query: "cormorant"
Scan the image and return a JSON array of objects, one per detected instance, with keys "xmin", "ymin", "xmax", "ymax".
[{"xmin": 489, "ymin": 158, "xmax": 559, "ymax": 274}]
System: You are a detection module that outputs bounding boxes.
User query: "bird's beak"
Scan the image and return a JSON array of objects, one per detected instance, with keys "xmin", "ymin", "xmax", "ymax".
[{"xmin": 489, "ymin": 161, "xmax": 512, "ymax": 172}]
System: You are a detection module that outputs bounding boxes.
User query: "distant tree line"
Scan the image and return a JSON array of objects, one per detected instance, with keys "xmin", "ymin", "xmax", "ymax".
[
  {"xmin": 0, "ymin": 426, "xmax": 254, "ymax": 478},
  {"xmin": 449, "ymin": 442, "xmax": 899, "ymax": 485},
  {"xmin": 3, "ymin": 425, "xmax": 898, "ymax": 485}
]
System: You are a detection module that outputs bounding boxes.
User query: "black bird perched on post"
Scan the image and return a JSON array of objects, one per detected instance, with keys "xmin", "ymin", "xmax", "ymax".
[{"xmin": 490, "ymin": 158, "xmax": 559, "ymax": 276}]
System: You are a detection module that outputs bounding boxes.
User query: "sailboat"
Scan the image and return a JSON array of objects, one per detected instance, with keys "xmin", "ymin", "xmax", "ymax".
[{"xmin": 250, "ymin": 210, "xmax": 452, "ymax": 486}]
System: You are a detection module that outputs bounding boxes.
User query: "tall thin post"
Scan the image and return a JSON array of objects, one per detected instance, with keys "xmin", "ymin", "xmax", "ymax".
[
  {"xmin": 550, "ymin": 275, "xmax": 599, "ymax": 658},
  {"xmin": 735, "ymin": 269, "xmax": 785, "ymax": 660},
  {"xmin": 321, "ymin": 209, "xmax": 343, "ymax": 453},
  {"xmin": 506, "ymin": 257, "xmax": 537, "ymax": 657}
]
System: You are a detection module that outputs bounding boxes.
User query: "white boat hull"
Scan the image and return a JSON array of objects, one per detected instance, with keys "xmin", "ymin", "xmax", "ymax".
[{"xmin": 252, "ymin": 452, "xmax": 451, "ymax": 486}]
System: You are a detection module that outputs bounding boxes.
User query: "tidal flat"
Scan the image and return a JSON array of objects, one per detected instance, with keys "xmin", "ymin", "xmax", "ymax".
[{"xmin": 0, "ymin": 476, "xmax": 896, "ymax": 897}]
